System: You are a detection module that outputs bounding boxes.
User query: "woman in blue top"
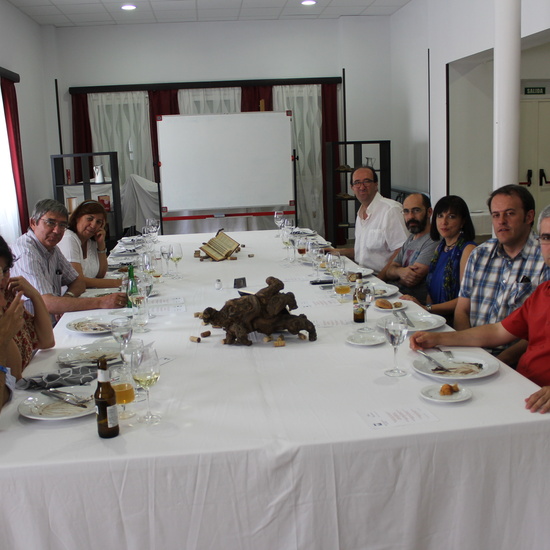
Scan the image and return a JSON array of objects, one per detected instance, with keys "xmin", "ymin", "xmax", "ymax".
[{"xmin": 401, "ymin": 195, "xmax": 476, "ymax": 324}]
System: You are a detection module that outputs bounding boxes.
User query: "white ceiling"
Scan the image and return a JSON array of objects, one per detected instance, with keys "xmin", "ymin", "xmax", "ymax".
[{"xmin": 6, "ymin": 0, "xmax": 413, "ymax": 28}]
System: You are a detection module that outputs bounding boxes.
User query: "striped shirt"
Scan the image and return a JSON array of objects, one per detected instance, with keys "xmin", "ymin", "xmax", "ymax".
[
  {"xmin": 459, "ymin": 233, "xmax": 550, "ymax": 327},
  {"xmin": 11, "ymin": 230, "xmax": 79, "ymax": 316}
]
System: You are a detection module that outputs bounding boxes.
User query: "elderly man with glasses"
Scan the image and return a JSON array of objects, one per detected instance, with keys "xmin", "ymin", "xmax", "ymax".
[
  {"xmin": 331, "ymin": 165, "xmax": 407, "ymax": 274},
  {"xmin": 11, "ymin": 199, "xmax": 126, "ymax": 324}
]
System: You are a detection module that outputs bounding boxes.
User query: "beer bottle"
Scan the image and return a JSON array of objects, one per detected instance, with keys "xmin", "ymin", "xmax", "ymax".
[
  {"xmin": 95, "ymin": 357, "xmax": 119, "ymax": 438},
  {"xmin": 353, "ymin": 273, "xmax": 365, "ymax": 323}
]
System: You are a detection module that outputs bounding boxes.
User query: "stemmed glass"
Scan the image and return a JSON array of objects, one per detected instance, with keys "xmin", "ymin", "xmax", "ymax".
[
  {"xmin": 274, "ymin": 211, "xmax": 284, "ymax": 237},
  {"xmin": 357, "ymin": 283, "xmax": 374, "ymax": 332},
  {"xmin": 333, "ymin": 273, "xmax": 351, "ymax": 303},
  {"xmin": 384, "ymin": 319, "xmax": 408, "ymax": 377},
  {"xmin": 160, "ymin": 245, "xmax": 171, "ymax": 277},
  {"xmin": 309, "ymin": 244, "xmax": 325, "ymax": 281},
  {"xmin": 296, "ymin": 237, "xmax": 308, "ymax": 263},
  {"xmin": 129, "ymin": 279, "xmax": 150, "ymax": 332},
  {"xmin": 111, "ymin": 317, "xmax": 133, "ymax": 356},
  {"xmin": 169, "ymin": 243, "xmax": 183, "ymax": 279},
  {"xmin": 281, "ymin": 225, "xmax": 294, "ymax": 263},
  {"xmin": 131, "ymin": 347, "xmax": 161, "ymax": 425},
  {"xmin": 110, "ymin": 365, "xmax": 135, "ymax": 420}
]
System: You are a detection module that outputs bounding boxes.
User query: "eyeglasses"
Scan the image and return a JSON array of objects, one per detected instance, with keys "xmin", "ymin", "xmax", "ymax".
[
  {"xmin": 351, "ymin": 179, "xmax": 376, "ymax": 187},
  {"xmin": 40, "ymin": 218, "xmax": 68, "ymax": 230},
  {"xmin": 536, "ymin": 234, "xmax": 550, "ymax": 244}
]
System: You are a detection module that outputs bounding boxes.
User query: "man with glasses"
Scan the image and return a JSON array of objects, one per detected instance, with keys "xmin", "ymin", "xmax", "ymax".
[
  {"xmin": 333, "ymin": 166, "xmax": 407, "ymax": 274},
  {"xmin": 379, "ymin": 193, "xmax": 437, "ymax": 302},
  {"xmin": 411, "ymin": 204, "xmax": 550, "ymax": 413},
  {"xmin": 11, "ymin": 199, "xmax": 126, "ymax": 323}
]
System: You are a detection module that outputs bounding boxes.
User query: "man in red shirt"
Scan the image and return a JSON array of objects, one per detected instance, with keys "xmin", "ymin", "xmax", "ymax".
[{"xmin": 410, "ymin": 204, "xmax": 550, "ymax": 413}]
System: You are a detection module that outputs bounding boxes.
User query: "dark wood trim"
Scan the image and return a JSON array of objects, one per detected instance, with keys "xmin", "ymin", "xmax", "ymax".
[
  {"xmin": 0, "ymin": 66, "xmax": 20, "ymax": 83},
  {"xmin": 69, "ymin": 76, "xmax": 342, "ymax": 95},
  {"xmin": 445, "ymin": 61, "xmax": 450, "ymax": 195}
]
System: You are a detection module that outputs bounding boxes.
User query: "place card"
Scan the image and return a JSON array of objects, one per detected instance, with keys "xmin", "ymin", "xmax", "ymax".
[{"xmin": 363, "ymin": 406, "xmax": 438, "ymax": 429}]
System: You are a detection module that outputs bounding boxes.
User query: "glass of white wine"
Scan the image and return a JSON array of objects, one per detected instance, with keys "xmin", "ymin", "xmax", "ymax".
[
  {"xmin": 169, "ymin": 243, "xmax": 183, "ymax": 279},
  {"xmin": 160, "ymin": 245, "xmax": 171, "ymax": 277},
  {"xmin": 274, "ymin": 210, "xmax": 284, "ymax": 237},
  {"xmin": 384, "ymin": 319, "xmax": 408, "ymax": 377},
  {"xmin": 131, "ymin": 347, "xmax": 161, "ymax": 425},
  {"xmin": 129, "ymin": 281, "xmax": 150, "ymax": 332}
]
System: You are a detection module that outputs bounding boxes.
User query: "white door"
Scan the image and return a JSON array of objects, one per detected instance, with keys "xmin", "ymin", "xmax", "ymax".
[{"xmin": 519, "ymin": 99, "xmax": 550, "ymax": 225}]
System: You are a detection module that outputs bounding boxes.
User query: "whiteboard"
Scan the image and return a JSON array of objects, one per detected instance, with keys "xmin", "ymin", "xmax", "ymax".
[{"xmin": 158, "ymin": 112, "xmax": 294, "ymax": 212}]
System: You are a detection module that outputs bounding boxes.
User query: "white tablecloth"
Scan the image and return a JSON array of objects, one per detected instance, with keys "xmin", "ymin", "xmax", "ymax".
[{"xmin": 1, "ymin": 230, "xmax": 550, "ymax": 550}]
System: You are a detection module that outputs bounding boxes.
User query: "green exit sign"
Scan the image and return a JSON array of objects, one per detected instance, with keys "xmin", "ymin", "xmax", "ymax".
[{"xmin": 525, "ymin": 87, "xmax": 546, "ymax": 95}]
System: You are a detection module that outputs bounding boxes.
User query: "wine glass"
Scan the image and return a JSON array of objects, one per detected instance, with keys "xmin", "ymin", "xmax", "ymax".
[
  {"xmin": 111, "ymin": 317, "xmax": 133, "ymax": 356},
  {"xmin": 129, "ymin": 280, "xmax": 149, "ymax": 332},
  {"xmin": 169, "ymin": 243, "xmax": 183, "ymax": 279},
  {"xmin": 131, "ymin": 347, "xmax": 161, "ymax": 425},
  {"xmin": 281, "ymin": 225, "xmax": 293, "ymax": 263},
  {"xmin": 160, "ymin": 245, "xmax": 171, "ymax": 277},
  {"xmin": 110, "ymin": 364, "xmax": 135, "ymax": 419},
  {"xmin": 357, "ymin": 283, "xmax": 375, "ymax": 332},
  {"xmin": 309, "ymin": 244, "xmax": 325, "ymax": 281},
  {"xmin": 121, "ymin": 338, "xmax": 144, "ymax": 365},
  {"xmin": 384, "ymin": 319, "xmax": 408, "ymax": 377},
  {"xmin": 333, "ymin": 273, "xmax": 351, "ymax": 303},
  {"xmin": 274, "ymin": 210, "xmax": 284, "ymax": 237},
  {"xmin": 296, "ymin": 237, "xmax": 308, "ymax": 263}
]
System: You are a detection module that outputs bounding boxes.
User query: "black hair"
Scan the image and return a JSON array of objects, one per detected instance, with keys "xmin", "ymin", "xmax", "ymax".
[
  {"xmin": 0, "ymin": 235, "xmax": 15, "ymax": 269},
  {"xmin": 430, "ymin": 195, "xmax": 476, "ymax": 241},
  {"xmin": 487, "ymin": 185, "xmax": 535, "ymax": 226}
]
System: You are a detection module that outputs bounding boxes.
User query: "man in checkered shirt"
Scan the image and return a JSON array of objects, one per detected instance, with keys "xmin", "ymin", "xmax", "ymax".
[{"xmin": 455, "ymin": 185, "xmax": 550, "ymax": 365}]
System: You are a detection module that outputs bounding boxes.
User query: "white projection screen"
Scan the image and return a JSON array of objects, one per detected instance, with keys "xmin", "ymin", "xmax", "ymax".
[{"xmin": 157, "ymin": 112, "xmax": 294, "ymax": 213}]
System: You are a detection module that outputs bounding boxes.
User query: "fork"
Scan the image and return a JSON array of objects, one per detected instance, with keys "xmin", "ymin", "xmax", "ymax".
[{"xmin": 47, "ymin": 388, "xmax": 93, "ymax": 404}]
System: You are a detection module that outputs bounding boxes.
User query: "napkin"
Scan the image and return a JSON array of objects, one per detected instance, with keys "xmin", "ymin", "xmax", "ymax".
[{"xmin": 16, "ymin": 366, "xmax": 97, "ymax": 390}]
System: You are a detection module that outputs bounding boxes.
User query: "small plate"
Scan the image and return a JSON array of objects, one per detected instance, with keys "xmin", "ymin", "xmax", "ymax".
[
  {"xmin": 371, "ymin": 283, "xmax": 399, "ymax": 298},
  {"xmin": 420, "ymin": 384, "xmax": 473, "ymax": 403},
  {"xmin": 346, "ymin": 331, "xmax": 386, "ymax": 346},
  {"xmin": 347, "ymin": 268, "xmax": 374, "ymax": 281},
  {"xmin": 58, "ymin": 338, "xmax": 121, "ymax": 364},
  {"xmin": 376, "ymin": 312, "xmax": 446, "ymax": 332},
  {"xmin": 66, "ymin": 316, "xmax": 113, "ymax": 335},
  {"xmin": 18, "ymin": 386, "xmax": 95, "ymax": 420},
  {"xmin": 373, "ymin": 300, "xmax": 407, "ymax": 312},
  {"xmin": 412, "ymin": 351, "xmax": 500, "ymax": 381}
]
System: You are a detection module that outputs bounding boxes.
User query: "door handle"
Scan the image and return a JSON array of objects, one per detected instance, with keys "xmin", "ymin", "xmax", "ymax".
[
  {"xmin": 527, "ymin": 169, "xmax": 532, "ymax": 186},
  {"xmin": 540, "ymin": 169, "xmax": 548, "ymax": 186}
]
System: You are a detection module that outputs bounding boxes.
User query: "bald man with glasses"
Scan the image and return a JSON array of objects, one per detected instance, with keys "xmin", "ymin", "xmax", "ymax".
[
  {"xmin": 11, "ymin": 199, "xmax": 126, "ymax": 324},
  {"xmin": 332, "ymin": 166, "xmax": 407, "ymax": 274}
]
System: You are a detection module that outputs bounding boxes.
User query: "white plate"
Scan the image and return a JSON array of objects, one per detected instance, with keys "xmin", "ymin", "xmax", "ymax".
[
  {"xmin": 373, "ymin": 300, "xmax": 407, "ymax": 312},
  {"xmin": 58, "ymin": 338, "xmax": 121, "ymax": 364},
  {"xmin": 66, "ymin": 316, "xmax": 113, "ymax": 335},
  {"xmin": 18, "ymin": 386, "xmax": 95, "ymax": 420},
  {"xmin": 348, "ymin": 268, "xmax": 374, "ymax": 280},
  {"xmin": 371, "ymin": 283, "xmax": 399, "ymax": 298},
  {"xmin": 376, "ymin": 311, "xmax": 446, "ymax": 332},
  {"xmin": 420, "ymin": 384, "xmax": 473, "ymax": 403},
  {"xmin": 412, "ymin": 351, "xmax": 500, "ymax": 381},
  {"xmin": 346, "ymin": 331, "xmax": 386, "ymax": 346}
]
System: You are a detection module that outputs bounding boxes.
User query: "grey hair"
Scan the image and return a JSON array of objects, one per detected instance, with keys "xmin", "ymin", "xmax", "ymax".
[
  {"xmin": 30, "ymin": 199, "xmax": 68, "ymax": 223},
  {"xmin": 538, "ymin": 204, "xmax": 550, "ymax": 234}
]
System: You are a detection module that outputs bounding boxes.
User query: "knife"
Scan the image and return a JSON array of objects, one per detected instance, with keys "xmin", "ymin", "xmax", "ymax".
[
  {"xmin": 398, "ymin": 310, "xmax": 414, "ymax": 327},
  {"xmin": 415, "ymin": 350, "xmax": 451, "ymax": 372},
  {"xmin": 41, "ymin": 390, "xmax": 89, "ymax": 408}
]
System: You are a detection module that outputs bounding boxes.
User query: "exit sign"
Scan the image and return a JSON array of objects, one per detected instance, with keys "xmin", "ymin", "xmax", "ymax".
[{"xmin": 525, "ymin": 87, "xmax": 546, "ymax": 95}]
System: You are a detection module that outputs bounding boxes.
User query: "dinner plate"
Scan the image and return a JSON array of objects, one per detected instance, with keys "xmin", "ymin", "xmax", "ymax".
[
  {"xmin": 58, "ymin": 338, "xmax": 121, "ymax": 364},
  {"xmin": 346, "ymin": 331, "xmax": 386, "ymax": 346},
  {"xmin": 66, "ymin": 316, "xmax": 113, "ymax": 335},
  {"xmin": 371, "ymin": 283, "xmax": 399, "ymax": 298},
  {"xmin": 376, "ymin": 311, "xmax": 446, "ymax": 332},
  {"xmin": 412, "ymin": 351, "xmax": 500, "ymax": 381},
  {"xmin": 18, "ymin": 386, "xmax": 95, "ymax": 420},
  {"xmin": 420, "ymin": 384, "xmax": 473, "ymax": 403},
  {"xmin": 348, "ymin": 268, "xmax": 374, "ymax": 281},
  {"xmin": 373, "ymin": 300, "xmax": 407, "ymax": 312}
]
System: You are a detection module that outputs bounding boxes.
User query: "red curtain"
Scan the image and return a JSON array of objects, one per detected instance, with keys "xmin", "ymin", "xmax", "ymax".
[
  {"xmin": 321, "ymin": 83, "xmax": 342, "ymax": 243},
  {"xmin": 148, "ymin": 90, "xmax": 179, "ymax": 183},
  {"xmin": 1, "ymin": 77, "xmax": 29, "ymax": 233},
  {"xmin": 71, "ymin": 93, "xmax": 94, "ymax": 182},
  {"xmin": 241, "ymin": 86, "xmax": 273, "ymax": 112}
]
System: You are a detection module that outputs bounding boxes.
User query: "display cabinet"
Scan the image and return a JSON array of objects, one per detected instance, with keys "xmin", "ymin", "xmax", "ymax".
[
  {"xmin": 325, "ymin": 141, "xmax": 391, "ymax": 245},
  {"xmin": 51, "ymin": 152, "xmax": 123, "ymax": 248}
]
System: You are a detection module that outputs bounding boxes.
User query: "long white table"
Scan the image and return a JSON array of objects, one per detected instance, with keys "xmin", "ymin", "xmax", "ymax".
[{"xmin": 2, "ymin": 230, "xmax": 550, "ymax": 550}]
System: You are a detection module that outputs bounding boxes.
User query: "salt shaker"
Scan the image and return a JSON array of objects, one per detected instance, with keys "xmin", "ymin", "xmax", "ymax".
[{"xmin": 214, "ymin": 279, "xmax": 222, "ymax": 290}]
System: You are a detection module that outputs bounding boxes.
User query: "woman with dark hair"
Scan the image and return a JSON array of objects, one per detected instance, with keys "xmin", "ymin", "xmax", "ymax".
[
  {"xmin": 58, "ymin": 200, "xmax": 120, "ymax": 288},
  {"xmin": 401, "ymin": 195, "xmax": 476, "ymax": 322},
  {"xmin": 0, "ymin": 236, "xmax": 54, "ymax": 376}
]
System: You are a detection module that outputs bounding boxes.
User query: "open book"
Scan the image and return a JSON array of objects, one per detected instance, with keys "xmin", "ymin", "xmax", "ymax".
[{"xmin": 200, "ymin": 231, "xmax": 240, "ymax": 261}]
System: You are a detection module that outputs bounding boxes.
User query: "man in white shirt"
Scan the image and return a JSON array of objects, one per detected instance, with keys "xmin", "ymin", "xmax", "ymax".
[{"xmin": 334, "ymin": 166, "xmax": 408, "ymax": 274}]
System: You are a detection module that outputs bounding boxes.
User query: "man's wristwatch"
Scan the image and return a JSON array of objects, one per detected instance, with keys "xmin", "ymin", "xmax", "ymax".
[{"xmin": 425, "ymin": 304, "xmax": 432, "ymax": 312}]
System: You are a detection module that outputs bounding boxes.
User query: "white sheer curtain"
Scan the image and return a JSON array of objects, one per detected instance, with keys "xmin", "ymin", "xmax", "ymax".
[
  {"xmin": 273, "ymin": 85, "xmax": 324, "ymax": 235},
  {"xmin": 88, "ymin": 91, "xmax": 154, "ymax": 186},
  {"xmin": 0, "ymin": 95, "xmax": 21, "ymax": 245},
  {"xmin": 177, "ymin": 88, "xmax": 241, "ymax": 115}
]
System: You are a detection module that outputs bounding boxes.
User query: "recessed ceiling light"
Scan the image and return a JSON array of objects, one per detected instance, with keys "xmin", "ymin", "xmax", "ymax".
[
  {"xmin": 121, "ymin": 4, "xmax": 137, "ymax": 10},
  {"xmin": 301, "ymin": 0, "xmax": 317, "ymax": 5}
]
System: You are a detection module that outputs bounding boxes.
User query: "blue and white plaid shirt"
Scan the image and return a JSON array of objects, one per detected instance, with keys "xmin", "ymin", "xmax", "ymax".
[{"xmin": 459, "ymin": 233, "xmax": 550, "ymax": 327}]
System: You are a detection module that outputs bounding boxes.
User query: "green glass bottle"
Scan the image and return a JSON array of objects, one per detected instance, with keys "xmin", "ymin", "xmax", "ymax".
[{"xmin": 127, "ymin": 264, "xmax": 138, "ymax": 308}]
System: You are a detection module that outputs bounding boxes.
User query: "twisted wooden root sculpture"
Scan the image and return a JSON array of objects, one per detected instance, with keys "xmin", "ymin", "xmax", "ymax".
[{"xmin": 201, "ymin": 276, "xmax": 317, "ymax": 346}]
